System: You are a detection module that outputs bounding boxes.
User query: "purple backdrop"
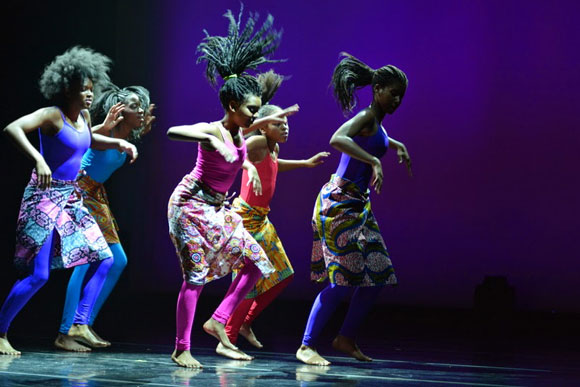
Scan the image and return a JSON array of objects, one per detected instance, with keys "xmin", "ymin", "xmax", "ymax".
[{"xmin": 127, "ymin": 0, "xmax": 579, "ymax": 312}]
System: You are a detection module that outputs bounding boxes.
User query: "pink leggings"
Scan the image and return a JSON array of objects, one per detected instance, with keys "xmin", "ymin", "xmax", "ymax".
[{"xmin": 175, "ymin": 258, "xmax": 262, "ymax": 351}]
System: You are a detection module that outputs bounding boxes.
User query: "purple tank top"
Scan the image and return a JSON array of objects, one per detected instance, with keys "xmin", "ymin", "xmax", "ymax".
[
  {"xmin": 335, "ymin": 122, "xmax": 389, "ymax": 192},
  {"xmin": 38, "ymin": 109, "xmax": 92, "ymax": 180},
  {"xmin": 190, "ymin": 124, "xmax": 246, "ymax": 194}
]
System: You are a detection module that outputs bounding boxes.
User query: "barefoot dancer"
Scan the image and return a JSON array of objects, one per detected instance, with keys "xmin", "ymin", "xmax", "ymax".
[
  {"xmin": 221, "ymin": 72, "xmax": 329, "ymax": 356},
  {"xmin": 296, "ymin": 53, "xmax": 412, "ymax": 366},
  {"xmin": 0, "ymin": 47, "xmax": 137, "ymax": 356},
  {"xmin": 166, "ymin": 7, "xmax": 283, "ymax": 368},
  {"xmin": 56, "ymin": 84, "xmax": 155, "ymax": 351}
]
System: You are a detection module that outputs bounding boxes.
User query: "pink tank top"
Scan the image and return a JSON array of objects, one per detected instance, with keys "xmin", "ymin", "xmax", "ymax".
[
  {"xmin": 190, "ymin": 124, "xmax": 246, "ymax": 194},
  {"xmin": 240, "ymin": 153, "xmax": 278, "ymax": 209}
]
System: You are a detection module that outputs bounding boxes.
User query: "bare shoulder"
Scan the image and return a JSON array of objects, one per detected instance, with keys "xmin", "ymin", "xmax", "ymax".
[
  {"xmin": 245, "ymin": 135, "xmax": 268, "ymax": 150},
  {"xmin": 350, "ymin": 108, "xmax": 376, "ymax": 129}
]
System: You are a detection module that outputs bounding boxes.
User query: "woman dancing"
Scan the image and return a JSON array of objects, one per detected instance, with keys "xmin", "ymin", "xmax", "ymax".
[
  {"xmin": 0, "ymin": 47, "xmax": 137, "ymax": 356},
  {"xmin": 166, "ymin": 8, "xmax": 285, "ymax": 368},
  {"xmin": 296, "ymin": 53, "xmax": 412, "ymax": 366},
  {"xmin": 221, "ymin": 71, "xmax": 329, "ymax": 356},
  {"xmin": 56, "ymin": 84, "xmax": 155, "ymax": 351}
]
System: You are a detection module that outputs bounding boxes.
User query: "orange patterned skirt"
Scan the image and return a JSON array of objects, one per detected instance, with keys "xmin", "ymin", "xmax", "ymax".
[{"xmin": 77, "ymin": 173, "xmax": 120, "ymax": 244}]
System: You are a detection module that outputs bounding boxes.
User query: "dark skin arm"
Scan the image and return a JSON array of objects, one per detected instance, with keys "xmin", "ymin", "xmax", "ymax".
[
  {"xmin": 83, "ymin": 110, "xmax": 138, "ymax": 162},
  {"xmin": 167, "ymin": 122, "xmax": 237, "ymax": 163}
]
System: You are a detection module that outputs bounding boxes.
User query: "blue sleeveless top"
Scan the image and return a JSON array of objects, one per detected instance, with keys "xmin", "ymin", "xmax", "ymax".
[
  {"xmin": 81, "ymin": 147, "xmax": 127, "ymax": 183},
  {"xmin": 335, "ymin": 123, "xmax": 389, "ymax": 192},
  {"xmin": 38, "ymin": 109, "xmax": 91, "ymax": 180}
]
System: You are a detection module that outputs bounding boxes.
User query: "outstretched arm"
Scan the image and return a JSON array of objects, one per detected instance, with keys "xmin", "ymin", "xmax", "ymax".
[
  {"xmin": 278, "ymin": 151, "xmax": 330, "ymax": 172},
  {"xmin": 167, "ymin": 123, "xmax": 237, "ymax": 163},
  {"xmin": 91, "ymin": 133, "xmax": 138, "ymax": 163},
  {"xmin": 242, "ymin": 104, "xmax": 300, "ymax": 135},
  {"xmin": 387, "ymin": 136, "xmax": 413, "ymax": 177}
]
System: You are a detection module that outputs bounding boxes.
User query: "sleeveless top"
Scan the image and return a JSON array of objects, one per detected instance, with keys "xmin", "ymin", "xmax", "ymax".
[
  {"xmin": 190, "ymin": 124, "xmax": 246, "ymax": 194},
  {"xmin": 335, "ymin": 121, "xmax": 389, "ymax": 192},
  {"xmin": 38, "ymin": 108, "xmax": 91, "ymax": 181},
  {"xmin": 240, "ymin": 153, "xmax": 278, "ymax": 209},
  {"xmin": 81, "ymin": 148, "xmax": 127, "ymax": 183}
]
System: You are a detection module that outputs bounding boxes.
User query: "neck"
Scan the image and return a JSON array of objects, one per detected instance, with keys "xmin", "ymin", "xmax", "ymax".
[
  {"xmin": 60, "ymin": 104, "xmax": 82, "ymax": 122},
  {"xmin": 220, "ymin": 114, "xmax": 239, "ymax": 133},
  {"xmin": 114, "ymin": 122, "xmax": 133, "ymax": 139},
  {"xmin": 266, "ymin": 136, "xmax": 277, "ymax": 153},
  {"xmin": 369, "ymin": 101, "xmax": 386, "ymax": 123}
]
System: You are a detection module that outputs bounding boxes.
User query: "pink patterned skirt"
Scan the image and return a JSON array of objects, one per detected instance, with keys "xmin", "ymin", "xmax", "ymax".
[{"xmin": 168, "ymin": 173, "xmax": 274, "ymax": 285}]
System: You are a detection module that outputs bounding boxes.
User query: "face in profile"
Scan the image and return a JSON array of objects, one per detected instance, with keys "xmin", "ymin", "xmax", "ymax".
[
  {"xmin": 121, "ymin": 93, "xmax": 145, "ymax": 129},
  {"xmin": 231, "ymin": 95, "xmax": 261, "ymax": 128},
  {"xmin": 375, "ymin": 81, "xmax": 406, "ymax": 114}
]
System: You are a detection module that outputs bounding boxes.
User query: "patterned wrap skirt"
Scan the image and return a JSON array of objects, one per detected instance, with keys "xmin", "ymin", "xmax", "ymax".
[
  {"xmin": 232, "ymin": 197, "xmax": 294, "ymax": 298},
  {"xmin": 311, "ymin": 174, "xmax": 397, "ymax": 287},
  {"xmin": 14, "ymin": 171, "xmax": 113, "ymax": 276},
  {"xmin": 77, "ymin": 173, "xmax": 120, "ymax": 244},
  {"xmin": 168, "ymin": 173, "xmax": 275, "ymax": 286}
]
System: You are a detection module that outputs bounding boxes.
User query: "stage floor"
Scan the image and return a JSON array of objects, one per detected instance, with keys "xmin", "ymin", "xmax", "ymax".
[{"xmin": 1, "ymin": 339, "xmax": 579, "ymax": 386}]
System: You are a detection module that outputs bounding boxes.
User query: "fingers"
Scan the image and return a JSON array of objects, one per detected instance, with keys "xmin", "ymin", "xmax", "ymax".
[{"xmin": 253, "ymin": 180, "xmax": 262, "ymax": 196}]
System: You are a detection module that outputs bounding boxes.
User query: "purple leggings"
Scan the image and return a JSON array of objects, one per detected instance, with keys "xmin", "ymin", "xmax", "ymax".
[
  {"xmin": 0, "ymin": 230, "xmax": 113, "ymax": 333},
  {"xmin": 302, "ymin": 283, "xmax": 383, "ymax": 347},
  {"xmin": 175, "ymin": 258, "xmax": 262, "ymax": 351}
]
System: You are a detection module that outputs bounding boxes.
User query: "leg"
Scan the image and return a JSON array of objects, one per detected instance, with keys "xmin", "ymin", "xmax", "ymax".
[
  {"xmin": 172, "ymin": 281, "xmax": 203, "ymax": 368},
  {"xmin": 67, "ymin": 257, "xmax": 113, "ymax": 348},
  {"xmin": 332, "ymin": 286, "xmax": 383, "ymax": 361},
  {"xmin": 224, "ymin": 298, "xmax": 253, "ymax": 345},
  {"xmin": 296, "ymin": 283, "xmax": 350, "ymax": 366},
  {"xmin": 55, "ymin": 263, "xmax": 92, "ymax": 352},
  {"xmin": 0, "ymin": 231, "xmax": 55, "ymax": 355},
  {"xmin": 89, "ymin": 243, "xmax": 127, "ymax": 325},
  {"xmin": 206, "ymin": 259, "xmax": 261, "ymax": 360},
  {"xmin": 239, "ymin": 274, "xmax": 294, "ymax": 348}
]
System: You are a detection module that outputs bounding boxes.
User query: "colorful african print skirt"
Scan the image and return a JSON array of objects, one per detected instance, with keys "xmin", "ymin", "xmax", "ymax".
[
  {"xmin": 13, "ymin": 171, "xmax": 113, "ymax": 276},
  {"xmin": 311, "ymin": 174, "xmax": 397, "ymax": 287},
  {"xmin": 168, "ymin": 173, "xmax": 274, "ymax": 286},
  {"xmin": 77, "ymin": 173, "xmax": 120, "ymax": 244},
  {"xmin": 232, "ymin": 197, "xmax": 294, "ymax": 298}
]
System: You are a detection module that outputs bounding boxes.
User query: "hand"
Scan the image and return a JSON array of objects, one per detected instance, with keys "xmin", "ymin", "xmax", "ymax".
[
  {"xmin": 142, "ymin": 103, "xmax": 156, "ymax": 136},
  {"xmin": 370, "ymin": 157, "xmax": 383, "ymax": 194},
  {"xmin": 396, "ymin": 143, "xmax": 413, "ymax": 177},
  {"xmin": 209, "ymin": 136, "xmax": 237, "ymax": 163},
  {"xmin": 119, "ymin": 140, "xmax": 138, "ymax": 163},
  {"xmin": 281, "ymin": 104, "xmax": 299, "ymax": 117},
  {"xmin": 246, "ymin": 164, "xmax": 262, "ymax": 196},
  {"xmin": 35, "ymin": 159, "xmax": 52, "ymax": 189},
  {"xmin": 305, "ymin": 151, "xmax": 330, "ymax": 168},
  {"xmin": 253, "ymin": 104, "xmax": 300, "ymax": 129},
  {"xmin": 102, "ymin": 102, "xmax": 125, "ymax": 131}
]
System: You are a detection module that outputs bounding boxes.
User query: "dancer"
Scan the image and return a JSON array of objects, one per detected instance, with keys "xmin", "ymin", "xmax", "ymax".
[
  {"xmin": 166, "ymin": 7, "xmax": 285, "ymax": 368},
  {"xmin": 56, "ymin": 84, "xmax": 155, "ymax": 351},
  {"xmin": 0, "ymin": 47, "xmax": 137, "ymax": 356},
  {"xmin": 296, "ymin": 53, "xmax": 412, "ymax": 366},
  {"xmin": 221, "ymin": 71, "xmax": 329, "ymax": 356}
]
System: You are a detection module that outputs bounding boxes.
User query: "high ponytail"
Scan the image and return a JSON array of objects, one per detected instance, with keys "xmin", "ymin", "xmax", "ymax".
[
  {"xmin": 196, "ymin": 5, "xmax": 283, "ymax": 109},
  {"xmin": 332, "ymin": 52, "xmax": 408, "ymax": 114}
]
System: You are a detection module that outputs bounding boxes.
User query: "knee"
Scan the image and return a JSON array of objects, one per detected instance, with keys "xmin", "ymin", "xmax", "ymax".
[
  {"xmin": 29, "ymin": 271, "xmax": 49, "ymax": 289},
  {"xmin": 109, "ymin": 244, "xmax": 128, "ymax": 271}
]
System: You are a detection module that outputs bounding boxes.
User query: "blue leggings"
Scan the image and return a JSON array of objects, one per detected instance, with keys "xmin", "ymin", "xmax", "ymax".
[
  {"xmin": 0, "ymin": 231, "xmax": 113, "ymax": 334},
  {"xmin": 59, "ymin": 243, "xmax": 127, "ymax": 334},
  {"xmin": 302, "ymin": 283, "xmax": 383, "ymax": 347}
]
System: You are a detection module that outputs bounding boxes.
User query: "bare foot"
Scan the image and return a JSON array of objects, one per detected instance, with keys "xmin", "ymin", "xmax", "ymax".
[
  {"xmin": 54, "ymin": 333, "xmax": 91, "ymax": 352},
  {"xmin": 171, "ymin": 349, "xmax": 203, "ymax": 368},
  {"xmin": 203, "ymin": 318, "xmax": 237, "ymax": 350},
  {"xmin": 215, "ymin": 342, "xmax": 254, "ymax": 360},
  {"xmin": 296, "ymin": 345, "xmax": 330, "ymax": 366},
  {"xmin": 0, "ymin": 336, "xmax": 21, "ymax": 356},
  {"xmin": 88, "ymin": 326, "xmax": 111, "ymax": 347},
  {"xmin": 68, "ymin": 324, "xmax": 108, "ymax": 348},
  {"xmin": 239, "ymin": 324, "xmax": 263, "ymax": 349},
  {"xmin": 332, "ymin": 335, "xmax": 372, "ymax": 361}
]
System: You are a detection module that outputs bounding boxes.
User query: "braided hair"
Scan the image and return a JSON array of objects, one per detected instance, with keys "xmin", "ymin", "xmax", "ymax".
[
  {"xmin": 332, "ymin": 52, "xmax": 408, "ymax": 114},
  {"xmin": 196, "ymin": 5, "xmax": 283, "ymax": 109},
  {"xmin": 90, "ymin": 83, "xmax": 151, "ymax": 142},
  {"xmin": 39, "ymin": 46, "xmax": 112, "ymax": 103}
]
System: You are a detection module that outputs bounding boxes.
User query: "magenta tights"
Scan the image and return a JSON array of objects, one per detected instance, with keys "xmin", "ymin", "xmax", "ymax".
[{"xmin": 175, "ymin": 258, "xmax": 261, "ymax": 351}]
